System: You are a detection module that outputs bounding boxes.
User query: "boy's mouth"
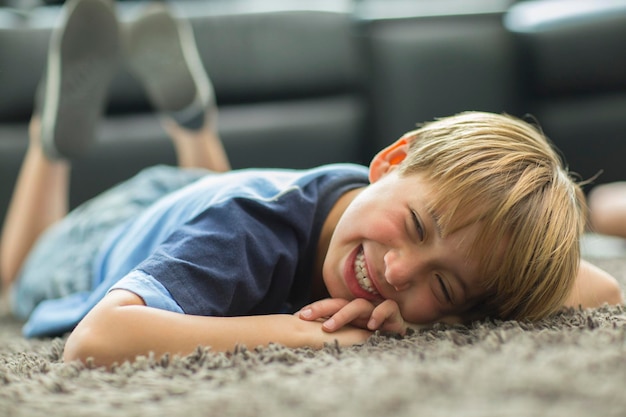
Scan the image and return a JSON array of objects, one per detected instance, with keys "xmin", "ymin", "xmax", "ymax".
[{"xmin": 354, "ymin": 247, "xmax": 380, "ymax": 296}]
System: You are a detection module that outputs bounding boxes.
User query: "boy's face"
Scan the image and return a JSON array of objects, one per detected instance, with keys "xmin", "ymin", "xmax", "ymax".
[{"xmin": 322, "ymin": 167, "xmax": 490, "ymax": 325}]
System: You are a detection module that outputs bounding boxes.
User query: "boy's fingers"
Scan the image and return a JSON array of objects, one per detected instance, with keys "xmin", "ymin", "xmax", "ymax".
[
  {"xmin": 297, "ymin": 298, "xmax": 350, "ymax": 321},
  {"xmin": 369, "ymin": 299, "xmax": 407, "ymax": 335},
  {"xmin": 322, "ymin": 298, "xmax": 374, "ymax": 332}
]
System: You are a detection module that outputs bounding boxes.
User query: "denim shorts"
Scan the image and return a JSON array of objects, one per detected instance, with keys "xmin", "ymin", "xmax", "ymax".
[{"xmin": 11, "ymin": 165, "xmax": 209, "ymax": 320}]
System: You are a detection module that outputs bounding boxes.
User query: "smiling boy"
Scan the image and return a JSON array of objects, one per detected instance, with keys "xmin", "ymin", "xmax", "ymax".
[
  {"xmin": 304, "ymin": 112, "xmax": 624, "ymax": 334},
  {"xmin": 1, "ymin": 0, "xmax": 622, "ymax": 369},
  {"xmin": 58, "ymin": 111, "xmax": 620, "ymax": 368}
]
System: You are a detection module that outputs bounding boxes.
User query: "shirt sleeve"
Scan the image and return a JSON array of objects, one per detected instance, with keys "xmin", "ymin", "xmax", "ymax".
[{"xmin": 109, "ymin": 270, "xmax": 184, "ymax": 314}]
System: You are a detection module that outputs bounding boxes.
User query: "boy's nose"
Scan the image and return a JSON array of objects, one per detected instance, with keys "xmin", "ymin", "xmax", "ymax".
[{"xmin": 383, "ymin": 250, "xmax": 422, "ymax": 292}]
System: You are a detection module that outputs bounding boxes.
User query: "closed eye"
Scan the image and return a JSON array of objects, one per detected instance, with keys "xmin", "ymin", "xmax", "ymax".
[
  {"xmin": 411, "ymin": 210, "xmax": 424, "ymax": 241},
  {"xmin": 437, "ymin": 275, "xmax": 453, "ymax": 304}
]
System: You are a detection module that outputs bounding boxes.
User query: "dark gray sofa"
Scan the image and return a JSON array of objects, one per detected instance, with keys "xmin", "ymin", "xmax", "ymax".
[{"xmin": 1, "ymin": 0, "xmax": 626, "ymax": 233}]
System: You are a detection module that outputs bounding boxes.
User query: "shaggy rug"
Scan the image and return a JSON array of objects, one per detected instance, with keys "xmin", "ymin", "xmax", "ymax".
[{"xmin": 1, "ymin": 251, "xmax": 625, "ymax": 416}]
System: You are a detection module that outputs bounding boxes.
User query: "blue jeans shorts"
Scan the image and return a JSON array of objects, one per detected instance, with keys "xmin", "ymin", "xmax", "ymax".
[{"xmin": 11, "ymin": 165, "xmax": 209, "ymax": 320}]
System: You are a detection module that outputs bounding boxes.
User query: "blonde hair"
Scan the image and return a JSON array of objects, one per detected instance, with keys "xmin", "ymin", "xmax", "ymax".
[{"xmin": 399, "ymin": 111, "xmax": 586, "ymax": 321}]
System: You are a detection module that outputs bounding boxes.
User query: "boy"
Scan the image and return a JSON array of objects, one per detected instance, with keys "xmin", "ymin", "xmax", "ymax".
[{"xmin": 1, "ymin": 0, "xmax": 622, "ymax": 368}]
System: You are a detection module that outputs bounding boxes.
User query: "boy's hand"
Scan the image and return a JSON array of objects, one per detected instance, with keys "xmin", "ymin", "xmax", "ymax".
[{"xmin": 297, "ymin": 298, "xmax": 408, "ymax": 336}]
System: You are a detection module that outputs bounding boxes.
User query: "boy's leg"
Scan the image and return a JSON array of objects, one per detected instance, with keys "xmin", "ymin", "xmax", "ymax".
[
  {"xmin": 0, "ymin": 0, "xmax": 119, "ymax": 290},
  {"xmin": 125, "ymin": 3, "xmax": 230, "ymax": 172},
  {"xmin": 0, "ymin": 118, "xmax": 70, "ymax": 288},
  {"xmin": 40, "ymin": 0, "xmax": 119, "ymax": 160},
  {"xmin": 161, "ymin": 118, "xmax": 231, "ymax": 172}
]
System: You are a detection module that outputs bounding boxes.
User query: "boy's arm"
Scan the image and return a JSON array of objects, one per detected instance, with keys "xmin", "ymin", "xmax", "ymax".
[
  {"xmin": 63, "ymin": 289, "xmax": 372, "ymax": 368},
  {"xmin": 564, "ymin": 259, "xmax": 624, "ymax": 309}
]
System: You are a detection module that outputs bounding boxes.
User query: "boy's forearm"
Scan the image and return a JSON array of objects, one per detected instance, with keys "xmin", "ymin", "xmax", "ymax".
[
  {"xmin": 63, "ymin": 290, "xmax": 370, "ymax": 368},
  {"xmin": 564, "ymin": 260, "xmax": 624, "ymax": 309}
]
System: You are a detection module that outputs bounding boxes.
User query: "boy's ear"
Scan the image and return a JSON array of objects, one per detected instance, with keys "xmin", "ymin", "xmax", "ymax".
[{"xmin": 369, "ymin": 137, "xmax": 409, "ymax": 182}]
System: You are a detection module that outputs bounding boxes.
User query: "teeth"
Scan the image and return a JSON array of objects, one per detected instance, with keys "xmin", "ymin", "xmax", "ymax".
[{"xmin": 354, "ymin": 248, "xmax": 379, "ymax": 295}]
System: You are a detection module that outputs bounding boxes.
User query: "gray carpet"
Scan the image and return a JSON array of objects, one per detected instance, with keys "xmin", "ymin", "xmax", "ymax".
[{"xmin": 1, "ymin": 255, "xmax": 625, "ymax": 417}]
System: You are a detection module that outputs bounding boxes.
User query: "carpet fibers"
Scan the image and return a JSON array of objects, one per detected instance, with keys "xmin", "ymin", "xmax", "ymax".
[{"xmin": 1, "ymin": 256, "xmax": 625, "ymax": 417}]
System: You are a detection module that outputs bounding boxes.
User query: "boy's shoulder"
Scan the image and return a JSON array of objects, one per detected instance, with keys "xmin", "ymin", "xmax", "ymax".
[
  {"xmin": 146, "ymin": 163, "xmax": 370, "ymax": 223},
  {"xmin": 292, "ymin": 163, "xmax": 369, "ymax": 186},
  {"xmin": 191, "ymin": 163, "xmax": 369, "ymax": 198},
  {"xmin": 263, "ymin": 163, "xmax": 370, "ymax": 202},
  {"xmin": 238, "ymin": 163, "xmax": 368, "ymax": 181}
]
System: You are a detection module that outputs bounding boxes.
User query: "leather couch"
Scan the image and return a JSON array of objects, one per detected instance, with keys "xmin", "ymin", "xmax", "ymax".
[{"xmin": 1, "ymin": 0, "xmax": 625, "ymax": 232}]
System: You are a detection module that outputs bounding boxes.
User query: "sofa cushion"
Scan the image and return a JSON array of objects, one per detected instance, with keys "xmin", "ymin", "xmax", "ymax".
[{"xmin": 505, "ymin": 0, "xmax": 626, "ymax": 96}]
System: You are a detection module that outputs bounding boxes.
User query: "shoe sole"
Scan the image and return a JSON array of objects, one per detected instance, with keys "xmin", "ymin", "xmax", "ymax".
[
  {"xmin": 41, "ymin": 0, "xmax": 120, "ymax": 159},
  {"xmin": 125, "ymin": 4, "xmax": 212, "ymax": 129}
]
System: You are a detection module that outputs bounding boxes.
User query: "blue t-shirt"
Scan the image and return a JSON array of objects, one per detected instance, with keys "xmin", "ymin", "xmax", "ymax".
[{"xmin": 23, "ymin": 164, "xmax": 369, "ymax": 337}]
